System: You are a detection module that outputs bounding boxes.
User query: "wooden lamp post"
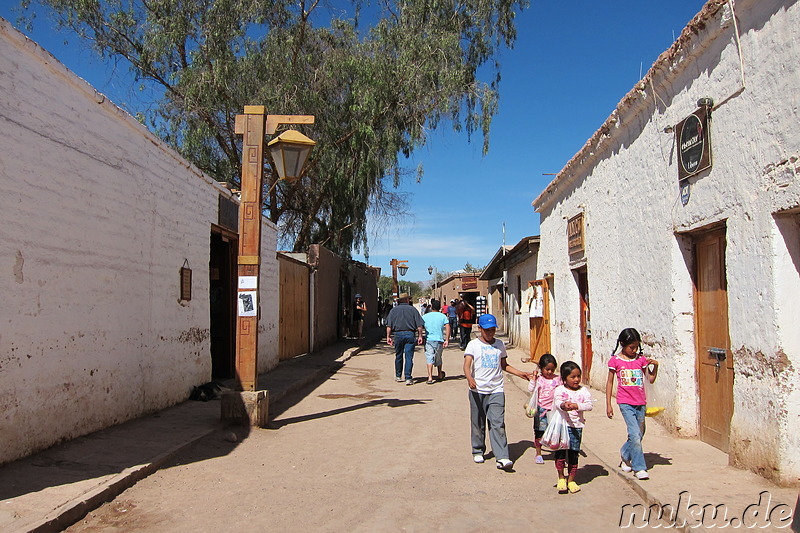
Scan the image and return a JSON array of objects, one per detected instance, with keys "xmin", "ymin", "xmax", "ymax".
[{"xmin": 224, "ymin": 106, "xmax": 314, "ymax": 426}]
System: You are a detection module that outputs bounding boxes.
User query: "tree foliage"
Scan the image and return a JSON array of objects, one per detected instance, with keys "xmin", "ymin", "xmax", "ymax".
[{"xmin": 24, "ymin": 0, "xmax": 526, "ymax": 256}]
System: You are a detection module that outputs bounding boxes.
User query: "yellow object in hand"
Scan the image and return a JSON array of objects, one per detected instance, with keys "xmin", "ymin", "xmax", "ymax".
[{"xmin": 645, "ymin": 406, "xmax": 665, "ymax": 417}]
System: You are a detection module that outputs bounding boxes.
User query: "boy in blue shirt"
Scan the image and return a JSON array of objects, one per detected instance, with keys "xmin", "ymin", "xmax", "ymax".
[{"xmin": 422, "ymin": 300, "xmax": 450, "ymax": 384}]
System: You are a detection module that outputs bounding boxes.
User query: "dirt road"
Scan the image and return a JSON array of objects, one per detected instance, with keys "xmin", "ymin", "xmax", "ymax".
[{"xmin": 66, "ymin": 341, "xmax": 644, "ymax": 532}]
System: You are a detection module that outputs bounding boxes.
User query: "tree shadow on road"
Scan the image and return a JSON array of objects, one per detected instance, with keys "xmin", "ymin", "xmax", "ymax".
[{"xmin": 267, "ymin": 398, "xmax": 429, "ymax": 429}]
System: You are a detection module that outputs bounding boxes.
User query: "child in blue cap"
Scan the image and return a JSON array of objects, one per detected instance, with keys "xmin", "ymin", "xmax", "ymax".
[{"xmin": 464, "ymin": 313, "xmax": 533, "ymax": 470}]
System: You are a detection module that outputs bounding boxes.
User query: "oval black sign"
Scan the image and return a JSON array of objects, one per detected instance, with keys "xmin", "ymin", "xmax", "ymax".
[{"xmin": 679, "ymin": 114, "xmax": 704, "ymax": 175}]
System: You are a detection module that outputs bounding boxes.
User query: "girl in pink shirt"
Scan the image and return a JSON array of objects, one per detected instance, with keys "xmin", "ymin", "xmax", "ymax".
[
  {"xmin": 605, "ymin": 328, "xmax": 659, "ymax": 480},
  {"xmin": 527, "ymin": 353, "xmax": 562, "ymax": 464}
]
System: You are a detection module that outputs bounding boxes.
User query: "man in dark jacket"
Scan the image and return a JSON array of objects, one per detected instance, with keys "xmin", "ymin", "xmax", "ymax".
[{"xmin": 386, "ymin": 293, "xmax": 424, "ymax": 385}]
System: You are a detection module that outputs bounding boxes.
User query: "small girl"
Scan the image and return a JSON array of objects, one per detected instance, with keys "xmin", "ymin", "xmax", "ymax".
[
  {"xmin": 605, "ymin": 328, "xmax": 659, "ymax": 480},
  {"xmin": 528, "ymin": 353, "xmax": 562, "ymax": 464},
  {"xmin": 553, "ymin": 361, "xmax": 593, "ymax": 493}
]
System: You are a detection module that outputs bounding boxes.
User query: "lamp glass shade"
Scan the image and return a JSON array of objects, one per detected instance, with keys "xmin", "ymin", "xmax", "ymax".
[
  {"xmin": 428, "ymin": 266, "xmax": 433, "ymax": 275},
  {"xmin": 398, "ymin": 265, "xmax": 409, "ymax": 276},
  {"xmin": 267, "ymin": 129, "xmax": 316, "ymax": 181}
]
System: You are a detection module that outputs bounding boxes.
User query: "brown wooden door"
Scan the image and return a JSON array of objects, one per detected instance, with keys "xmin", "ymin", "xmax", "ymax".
[
  {"xmin": 577, "ymin": 269, "xmax": 593, "ymax": 383},
  {"xmin": 695, "ymin": 228, "xmax": 733, "ymax": 452},
  {"xmin": 279, "ymin": 256, "xmax": 310, "ymax": 360},
  {"xmin": 529, "ymin": 279, "xmax": 551, "ymax": 363}
]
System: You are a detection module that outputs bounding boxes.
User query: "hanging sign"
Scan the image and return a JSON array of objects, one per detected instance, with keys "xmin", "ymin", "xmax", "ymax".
[
  {"xmin": 567, "ymin": 213, "xmax": 585, "ymax": 254},
  {"xmin": 462, "ymin": 276, "xmax": 478, "ymax": 290},
  {"xmin": 676, "ymin": 107, "xmax": 712, "ymax": 181}
]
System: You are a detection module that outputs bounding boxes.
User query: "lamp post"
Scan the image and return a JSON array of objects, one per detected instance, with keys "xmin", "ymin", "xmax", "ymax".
[
  {"xmin": 428, "ymin": 265, "xmax": 438, "ymax": 301},
  {"xmin": 390, "ymin": 259, "xmax": 409, "ymax": 301},
  {"xmin": 232, "ymin": 106, "xmax": 315, "ymax": 399}
]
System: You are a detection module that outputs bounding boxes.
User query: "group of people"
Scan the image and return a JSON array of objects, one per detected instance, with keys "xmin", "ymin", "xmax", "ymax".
[{"xmin": 385, "ymin": 298, "xmax": 660, "ymax": 494}]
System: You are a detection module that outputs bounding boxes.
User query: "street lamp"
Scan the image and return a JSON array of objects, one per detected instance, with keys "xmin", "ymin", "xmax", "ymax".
[
  {"xmin": 428, "ymin": 265, "xmax": 438, "ymax": 301},
  {"xmin": 390, "ymin": 259, "xmax": 409, "ymax": 301},
  {"xmin": 267, "ymin": 129, "xmax": 316, "ymax": 181},
  {"xmin": 228, "ymin": 106, "xmax": 314, "ymax": 426}
]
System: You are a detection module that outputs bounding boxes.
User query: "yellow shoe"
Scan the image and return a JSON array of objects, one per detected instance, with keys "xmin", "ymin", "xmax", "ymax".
[
  {"xmin": 568, "ymin": 481, "xmax": 581, "ymax": 493},
  {"xmin": 556, "ymin": 478, "xmax": 567, "ymax": 493}
]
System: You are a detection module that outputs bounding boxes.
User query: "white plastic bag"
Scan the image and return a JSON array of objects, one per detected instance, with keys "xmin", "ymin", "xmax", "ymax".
[
  {"xmin": 524, "ymin": 381, "xmax": 539, "ymax": 418},
  {"xmin": 540, "ymin": 407, "xmax": 570, "ymax": 450}
]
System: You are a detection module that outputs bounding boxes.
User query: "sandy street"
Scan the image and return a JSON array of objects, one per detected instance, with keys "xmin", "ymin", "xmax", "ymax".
[{"xmin": 66, "ymin": 340, "xmax": 644, "ymax": 532}]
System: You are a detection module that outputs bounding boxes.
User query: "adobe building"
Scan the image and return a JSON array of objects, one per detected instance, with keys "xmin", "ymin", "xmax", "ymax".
[
  {"xmin": 0, "ymin": 19, "xmax": 281, "ymax": 463},
  {"xmin": 434, "ymin": 272, "xmax": 488, "ymax": 311},
  {"xmin": 480, "ymin": 237, "xmax": 542, "ymax": 356},
  {"xmin": 532, "ymin": 0, "xmax": 800, "ymax": 485}
]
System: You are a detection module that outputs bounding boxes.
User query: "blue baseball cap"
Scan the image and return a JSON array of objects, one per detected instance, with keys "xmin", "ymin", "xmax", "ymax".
[{"xmin": 478, "ymin": 314, "xmax": 498, "ymax": 328}]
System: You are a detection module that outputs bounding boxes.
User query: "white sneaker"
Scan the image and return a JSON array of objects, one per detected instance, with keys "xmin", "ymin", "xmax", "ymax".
[
  {"xmin": 619, "ymin": 459, "xmax": 633, "ymax": 473},
  {"xmin": 496, "ymin": 458, "xmax": 513, "ymax": 471},
  {"xmin": 635, "ymin": 470, "xmax": 650, "ymax": 480},
  {"xmin": 473, "ymin": 454, "xmax": 485, "ymax": 463}
]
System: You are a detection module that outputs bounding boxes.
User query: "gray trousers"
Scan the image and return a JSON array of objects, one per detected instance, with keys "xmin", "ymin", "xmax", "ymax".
[{"xmin": 468, "ymin": 390, "xmax": 509, "ymax": 460}]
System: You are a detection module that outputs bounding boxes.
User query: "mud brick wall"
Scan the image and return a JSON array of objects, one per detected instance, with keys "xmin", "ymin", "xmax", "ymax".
[{"xmin": 0, "ymin": 19, "xmax": 279, "ymax": 464}]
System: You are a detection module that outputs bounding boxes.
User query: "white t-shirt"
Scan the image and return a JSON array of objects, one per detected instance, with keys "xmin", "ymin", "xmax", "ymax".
[{"xmin": 465, "ymin": 337, "xmax": 507, "ymax": 394}]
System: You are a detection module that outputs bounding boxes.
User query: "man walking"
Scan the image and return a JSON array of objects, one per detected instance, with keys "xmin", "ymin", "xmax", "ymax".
[
  {"xmin": 422, "ymin": 299, "xmax": 450, "ymax": 384},
  {"xmin": 447, "ymin": 299, "xmax": 459, "ymax": 340},
  {"xmin": 386, "ymin": 293, "xmax": 424, "ymax": 385}
]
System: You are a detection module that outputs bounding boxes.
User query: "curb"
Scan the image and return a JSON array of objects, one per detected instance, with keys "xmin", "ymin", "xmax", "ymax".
[
  {"xmin": 20, "ymin": 430, "xmax": 220, "ymax": 533},
  {"xmin": 18, "ymin": 338, "xmax": 378, "ymax": 533},
  {"xmin": 506, "ymin": 369, "xmax": 698, "ymax": 532}
]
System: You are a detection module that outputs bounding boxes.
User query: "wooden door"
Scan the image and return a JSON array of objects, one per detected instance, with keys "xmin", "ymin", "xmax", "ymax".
[
  {"xmin": 695, "ymin": 228, "xmax": 733, "ymax": 452},
  {"xmin": 529, "ymin": 279, "xmax": 551, "ymax": 363},
  {"xmin": 279, "ymin": 255, "xmax": 310, "ymax": 360},
  {"xmin": 577, "ymin": 269, "xmax": 593, "ymax": 382}
]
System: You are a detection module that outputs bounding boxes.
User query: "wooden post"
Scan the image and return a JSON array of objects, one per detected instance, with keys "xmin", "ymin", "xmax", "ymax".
[
  {"xmin": 233, "ymin": 106, "xmax": 266, "ymax": 391},
  {"xmin": 390, "ymin": 259, "xmax": 399, "ymax": 300}
]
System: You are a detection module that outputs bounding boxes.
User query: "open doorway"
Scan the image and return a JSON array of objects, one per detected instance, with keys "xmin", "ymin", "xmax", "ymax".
[
  {"xmin": 575, "ymin": 268, "xmax": 593, "ymax": 384},
  {"xmin": 210, "ymin": 226, "xmax": 237, "ymax": 380}
]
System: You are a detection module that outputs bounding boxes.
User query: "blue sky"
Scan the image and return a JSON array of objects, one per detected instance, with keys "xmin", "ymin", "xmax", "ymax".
[{"xmin": 0, "ymin": 0, "xmax": 706, "ymax": 284}]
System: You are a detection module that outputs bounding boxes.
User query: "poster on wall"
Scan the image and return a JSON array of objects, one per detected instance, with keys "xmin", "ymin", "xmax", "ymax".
[
  {"xmin": 237, "ymin": 291, "xmax": 257, "ymax": 317},
  {"xmin": 238, "ymin": 276, "xmax": 257, "ymax": 289}
]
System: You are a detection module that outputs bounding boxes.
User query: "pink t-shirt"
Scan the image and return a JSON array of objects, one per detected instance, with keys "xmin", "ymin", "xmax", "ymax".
[
  {"xmin": 608, "ymin": 355, "xmax": 649, "ymax": 406},
  {"xmin": 528, "ymin": 375, "xmax": 562, "ymax": 410}
]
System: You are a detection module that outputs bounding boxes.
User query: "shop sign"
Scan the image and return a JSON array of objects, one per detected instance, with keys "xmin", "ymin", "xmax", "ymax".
[
  {"xmin": 567, "ymin": 213, "xmax": 585, "ymax": 254},
  {"xmin": 676, "ymin": 107, "xmax": 712, "ymax": 181},
  {"xmin": 462, "ymin": 276, "xmax": 478, "ymax": 290}
]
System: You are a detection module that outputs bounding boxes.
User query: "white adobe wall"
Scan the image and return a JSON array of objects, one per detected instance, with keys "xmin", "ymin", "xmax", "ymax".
[
  {"xmin": 258, "ymin": 227, "xmax": 279, "ymax": 373},
  {"xmin": 0, "ymin": 19, "xmax": 279, "ymax": 464},
  {"xmin": 534, "ymin": 0, "xmax": 800, "ymax": 485},
  {"xmin": 506, "ymin": 257, "xmax": 539, "ymax": 354}
]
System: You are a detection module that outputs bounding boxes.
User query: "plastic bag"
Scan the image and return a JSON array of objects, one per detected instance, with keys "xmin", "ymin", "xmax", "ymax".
[
  {"xmin": 644, "ymin": 365, "xmax": 664, "ymax": 417},
  {"xmin": 540, "ymin": 407, "xmax": 570, "ymax": 450},
  {"xmin": 524, "ymin": 381, "xmax": 539, "ymax": 418}
]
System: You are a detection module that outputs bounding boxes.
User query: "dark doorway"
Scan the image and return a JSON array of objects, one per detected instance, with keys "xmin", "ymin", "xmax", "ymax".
[
  {"xmin": 210, "ymin": 226, "xmax": 237, "ymax": 380},
  {"xmin": 575, "ymin": 268, "xmax": 593, "ymax": 384}
]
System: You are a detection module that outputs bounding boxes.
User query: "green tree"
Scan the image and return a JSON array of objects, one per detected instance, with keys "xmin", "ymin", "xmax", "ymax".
[
  {"xmin": 23, "ymin": 0, "xmax": 527, "ymax": 256},
  {"xmin": 463, "ymin": 262, "xmax": 484, "ymax": 273}
]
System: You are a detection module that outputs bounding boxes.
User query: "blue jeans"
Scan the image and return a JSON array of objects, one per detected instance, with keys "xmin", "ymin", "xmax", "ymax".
[
  {"xmin": 393, "ymin": 331, "xmax": 416, "ymax": 380},
  {"xmin": 619, "ymin": 403, "xmax": 647, "ymax": 472}
]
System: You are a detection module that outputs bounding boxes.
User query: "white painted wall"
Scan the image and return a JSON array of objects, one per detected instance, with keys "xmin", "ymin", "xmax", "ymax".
[
  {"xmin": 0, "ymin": 19, "xmax": 279, "ymax": 464},
  {"xmin": 533, "ymin": 0, "xmax": 800, "ymax": 485},
  {"xmin": 506, "ymin": 257, "xmax": 539, "ymax": 354}
]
